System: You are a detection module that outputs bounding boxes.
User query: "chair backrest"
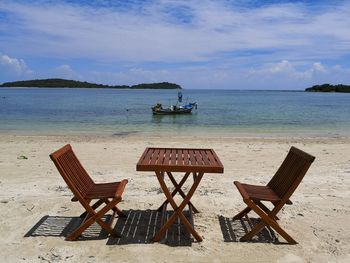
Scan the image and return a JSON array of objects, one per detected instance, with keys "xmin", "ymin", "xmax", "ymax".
[
  {"xmin": 267, "ymin": 146, "xmax": 315, "ymax": 201},
  {"xmin": 50, "ymin": 144, "xmax": 94, "ymax": 199}
]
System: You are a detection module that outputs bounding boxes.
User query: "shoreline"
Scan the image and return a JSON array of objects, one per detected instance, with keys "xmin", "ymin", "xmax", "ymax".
[{"xmin": 1, "ymin": 132, "xmax": 350, "ymax": 143}]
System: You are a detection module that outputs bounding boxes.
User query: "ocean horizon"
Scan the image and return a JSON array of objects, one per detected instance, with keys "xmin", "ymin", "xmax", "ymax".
[{"xmin": 1, "ymin": 87, "xmax": 350, "ymax": 137}]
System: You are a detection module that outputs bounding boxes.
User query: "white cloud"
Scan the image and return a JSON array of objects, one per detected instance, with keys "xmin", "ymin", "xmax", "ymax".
[
  {"xmin": 243, "ymin": 60, "xmax": 350, "ymax": 89},
  {"xmin": 0, "ymin": 54, "xmax": 33, "ymax": 81},
  {"xmin": 1, "ymin": 0, "xmax": 350, "ymax": 63},
  {"xmin": 269, "ymin": 60, "xmax": 294, "ymax": 73},
  {"xmin": 0, "ymin": 54, "xmax": 28, "ymax": 74},
  {"xmin": 312, "ymin": 62, "xmax": 326, "ymax": 73},
  {"xmin": 52, "ymin": 64, "xmax": 78, "ymax": 79}
]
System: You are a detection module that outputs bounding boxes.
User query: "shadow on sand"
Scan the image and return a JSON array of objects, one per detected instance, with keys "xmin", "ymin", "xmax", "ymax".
[
  {"xmin": 25, "ymin": 210, "xmax": 193, "ymax": 246},
  {"xmin": 107, "ymin": 209, "xmax": 192, "ymax": 246},
  {"xmin": 218, "ymin": 215, "xmax": 285, "ymax": 244},
  {"xmin": 24, "ymin": 215, "xmax": 110, "ymax": 240}
]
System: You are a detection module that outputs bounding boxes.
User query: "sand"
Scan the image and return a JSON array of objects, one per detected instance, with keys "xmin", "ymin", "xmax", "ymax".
[{"xmin": 0, "ymin": 134, "xmax": 349, "ymax": 263}]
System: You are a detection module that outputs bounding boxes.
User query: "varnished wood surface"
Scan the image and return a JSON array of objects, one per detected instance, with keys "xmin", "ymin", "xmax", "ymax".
[{"xmin": 136, "ymin": 148, "xmax": 224, "ymax": 173}]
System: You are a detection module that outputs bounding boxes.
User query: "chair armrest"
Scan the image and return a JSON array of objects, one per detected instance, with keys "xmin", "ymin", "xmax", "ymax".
[
  {"xmin": 115, "ymin": 179, "xmax": 128, "ymax": 198},
  {"xmin": 233, "ymin": 181, "xmax": 250, "ymax": 201}
]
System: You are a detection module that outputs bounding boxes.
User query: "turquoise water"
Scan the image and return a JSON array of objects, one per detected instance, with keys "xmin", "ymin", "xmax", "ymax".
[{"xmin": 1, "ymin": 88, "xmax": 350, "ymax": 137}]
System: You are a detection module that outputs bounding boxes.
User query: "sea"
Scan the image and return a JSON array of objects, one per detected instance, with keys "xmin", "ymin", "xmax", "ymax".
[{"xmin": 1, "ymin": 88, "xmax": 350, "ymax": 137}]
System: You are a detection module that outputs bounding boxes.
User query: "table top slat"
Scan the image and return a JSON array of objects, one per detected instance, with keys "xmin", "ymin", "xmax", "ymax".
[
  {"xmin": 204, "ymin": 150, "xmax": 214, "ymax": 165},
  {"xmin": 183, "ymin": 149, "xmax": 189, "ymax": 166},
  {"xmin": 177, "ymin": 149, "xmax": 184, "ymax": 166},
  {"xmin": 189, "ymin": 150, "xmax": 196, "ymax": 166},
  {"xmin": 170, "ymin": 149, "xmax": 176, "ymax": 165},
  {"xmin": 211, "ymin": 152, "xmax": 221, "ymax": 168},
  {"xmin": 142, "ymin": 148, "xmax": 155, "ymax": 165},
  {"xmin": 201, "ymin": 149, "xmax": 210, "ymax": 166},
  {"xmin": 136, "ymin": 147, "xmax": 224, "ymax": 173},
  {"xmin": 164, "ymin": 149, "xmax": 171, "ymax": 165},
  {"xmin": 137, "ymin": 147, "xmax": 149, "ymax": 165},
  {"xmin": 158, "ymin": 149, "xmax": 165, "ymax": 165},
  {"xmin": 194, "ymin": 150, "xmax": 204, "ymax": 166},
  {"xmin": 150, "ymin": 148, "xmax": 160, "ymax": 165}
]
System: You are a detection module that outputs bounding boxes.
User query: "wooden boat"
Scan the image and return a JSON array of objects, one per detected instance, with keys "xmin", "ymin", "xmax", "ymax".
[{"xmin": 152, "ymin": 102, "xmax": 197, "ymax": 115}]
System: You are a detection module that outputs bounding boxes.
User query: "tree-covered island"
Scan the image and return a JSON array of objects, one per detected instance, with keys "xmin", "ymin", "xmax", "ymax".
[
  {"xmin": 0, "ymin": 78, "xmax": 182, "ymax": 89},
  {"xmin": 305, "ymin": 84, "xmax": 350, "ymax": 92}
]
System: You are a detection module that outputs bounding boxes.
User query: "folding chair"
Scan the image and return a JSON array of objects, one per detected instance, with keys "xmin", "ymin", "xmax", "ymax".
[
  {"xmin": 50, "ymin": 144, "xmax": 128, "ymax": 241},
  {"xmin": 233, "ymin": 146, "xmax": 315, "ymax": 244}
]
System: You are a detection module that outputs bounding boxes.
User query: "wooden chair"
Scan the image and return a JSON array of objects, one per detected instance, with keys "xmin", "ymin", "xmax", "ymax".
[
  {"xmin": 233, "ymin": 146, "xmax": 315, "ymax": 244},
  {"xmin": 50, "ymin": 144, "xmax": 128, "ymax": 241}
]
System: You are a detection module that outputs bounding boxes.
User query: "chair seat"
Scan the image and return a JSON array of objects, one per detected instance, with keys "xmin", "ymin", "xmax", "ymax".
[
  {"xmin": 85, "ymin": 179, "xmax": 128, "ymax": 200},
  {"xmin": 235, "ymin": 181, "xmax": 281, "ymax": 202}
]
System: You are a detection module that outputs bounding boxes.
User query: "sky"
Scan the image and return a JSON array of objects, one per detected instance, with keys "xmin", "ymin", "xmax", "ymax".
[{"xmin": 1, "ymin": 0, "xmax": 350, "ymax": 89}]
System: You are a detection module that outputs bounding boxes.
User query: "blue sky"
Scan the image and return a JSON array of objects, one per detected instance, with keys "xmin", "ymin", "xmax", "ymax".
[{"xmin": 1, "ymin": 0, "xmax": 350, "ymax": 89}]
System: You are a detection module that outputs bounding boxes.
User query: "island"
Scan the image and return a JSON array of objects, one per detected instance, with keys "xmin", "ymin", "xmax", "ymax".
[
  {"xmin": 0, "ymin": 78, "xmax": 182, "ymax": 89},
  {"xmin": 305, "ymin": 84, "xmax": 350, "ymax": 93}
]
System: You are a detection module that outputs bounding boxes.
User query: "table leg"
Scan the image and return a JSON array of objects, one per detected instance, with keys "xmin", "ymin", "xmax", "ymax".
[
  {"xmin": 157, "ymin": 172, "xmax": 189, "ymax": 211},
  {"xmin": 153, "ymin": 171, "xmax": 204, "ymax": 242},
  {"xmin": 157, "ymin": 172, "xmax": 199, "ymax": 213}
]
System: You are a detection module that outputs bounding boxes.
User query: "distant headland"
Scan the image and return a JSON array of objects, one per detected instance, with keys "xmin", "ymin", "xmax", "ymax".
[
  {"xmin": 305, "ymin": 84, "xmax": 350, "ymax": 93},
  {"xmin": 0, "ymin": 78, "xmax": 182, "ymax": 89}
]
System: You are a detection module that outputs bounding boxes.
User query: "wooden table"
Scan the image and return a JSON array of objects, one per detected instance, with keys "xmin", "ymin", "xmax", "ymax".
[{"xmin": 136, "ymin": 147, "xmax": 224, "ymax": 242}]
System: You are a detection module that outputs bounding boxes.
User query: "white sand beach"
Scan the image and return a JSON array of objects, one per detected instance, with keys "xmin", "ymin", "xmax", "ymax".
[{"xmin": 0, "ymin": 134, "xmax": 349, "ymax": 262}]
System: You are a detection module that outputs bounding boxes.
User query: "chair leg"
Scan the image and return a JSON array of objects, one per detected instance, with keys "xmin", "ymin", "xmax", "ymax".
[
  {"xmin": 112, "ymin": 206, "xmax": 127, "ymax": 218},
  {"xmin": 240, "ymin": 200, "xmax": 297, "ymax": 244},
  {"xmin": 67, "ymin": 216, "xmax": 96, "ymax": 241},
  {"xmin": 67, "ymin": 198, "xmax": 123, "ymax": 241},
  {"xmin": 240, "ymin": 221, "xmax": 266, "ymax": 242},
  {"xmin": 244, "ymin": 216, "xmax": 297, "ymax": 244},
  {"xmin": 103, "ymin": 199, "xmax": 127, "ymax": 217},
  {"xmin": 256, "ymin": 201, "xmax": 279, "ymax": 220},
  {"xmin": 79, "ymin": 199, "xmax": 104, "ymax": 218},
  {"xmin": 258, "ymin": 213, "xmax": 297, "ymax": 244},
  {"xmin": 67, "ymin": 216, "xmax": 120, "ymax": 241},
  {"xmin": 233, "ymin": 206, "xmax": 251, "ymax": 220}
]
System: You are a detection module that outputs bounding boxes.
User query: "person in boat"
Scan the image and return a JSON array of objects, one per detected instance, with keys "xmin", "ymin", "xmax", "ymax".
[
  {"xmin": 153, "ymin": 103, "xmax": 162, "ymax": 110},
  {"xmin": 178, "ymin": 91, "xmax": 182, "ymax": 103}
]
